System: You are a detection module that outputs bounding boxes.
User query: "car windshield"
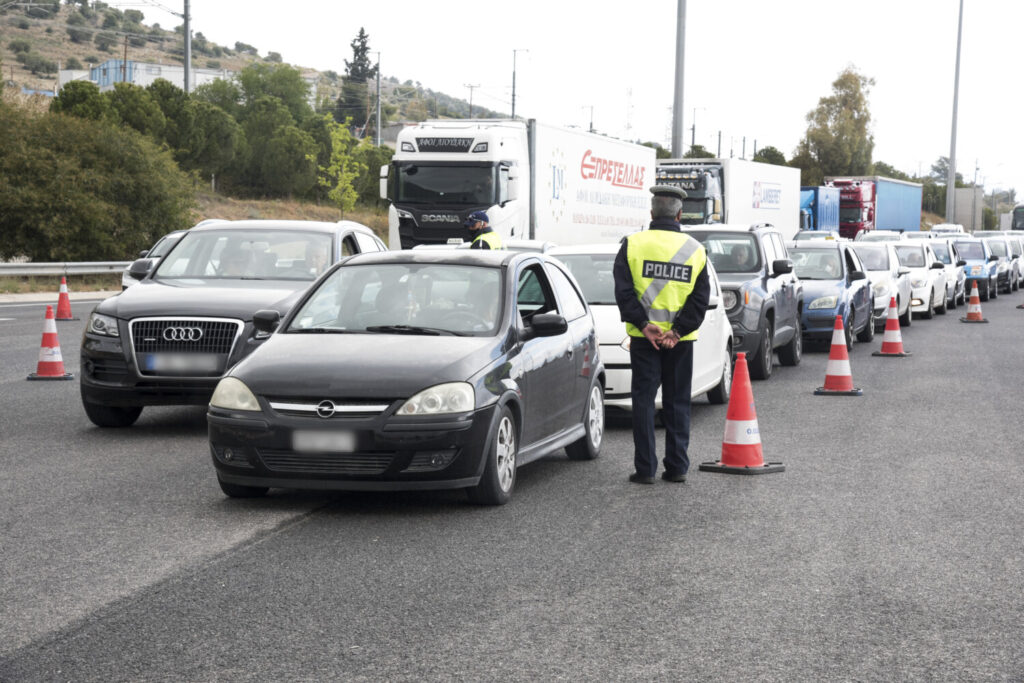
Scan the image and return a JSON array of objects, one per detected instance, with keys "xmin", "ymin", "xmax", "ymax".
[
  {"xmin": 149, "ymin": 233, "xmax": 184, "ymax": 258},
  {"xmin": 986, "ymin": 240, "xmax": 1008, "ymax": 257},
  {"xmin": 684, "ymin": 231, "xmax": 761, "ymax": 273},
  {"xmin": 155, "ymin": 230, "xmax": 333, "ymax": 281},
  {"xmin": 790, "ymin": 248, "xmax": 843, "ymax": 280},
  {"xmin": 553, "ymin": 254, "xmax": 616, "ymax": 305},
  {"xmin": 954, "ymin": 241, "xmax": 984, "ymax": 260},
  {"xmin": 852, "ymin": 245, "xmax": 889, "ymax": 270},
  {"xmin": 288, "ymin": 263, "xmax": 502, "ymax": 336},
  {"xmin": 894, "ymin": 245, "xmax": 926, "ymax": 268}
]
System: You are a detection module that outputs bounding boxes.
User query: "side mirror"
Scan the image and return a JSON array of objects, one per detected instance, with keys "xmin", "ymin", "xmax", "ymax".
[
  {"xmin": 988, "ymin": 255, "xmax": 999, "ymax": 262},
  {"xmin": 128, "ymin": 258, "xmax": 154, "ymax": 281},
  {"xmin": 849, "ymin": 271, "xmax": 867, "ymax": 281},
  {"xmin": 379, "ymin": 164, "xmax": 390, "ymax": 200},
  {"xmin": 506, "ymin": 177, "xmax": 520, "ymax": 203},
  {"xmin": 137, "ymin": 249, "xmax": 150, "ymax": 259},
  {"xmin": 772, "ymin": 259, "xmax": 793, "ymax": 275},
  {"xmin": 930, "ymin": 261, "xmax": 945, "ymax": 270},
  {"xmin": 524, "ymin": 312, "xmax": 567, "ymax": 339},
  {"xmin": 253, "ymin": 309, "xmax": 281, "ymax": 336},
  {"xmin": 707, "ymin": 293, "xmax": 720, "ymax": 310},
  {"xmin": 956, "ymin": 260, "xmax": 967, "ymax": 267},
  {"xmin": 897, "ymin": 266, "xmax": 911, "ymax": 276}
]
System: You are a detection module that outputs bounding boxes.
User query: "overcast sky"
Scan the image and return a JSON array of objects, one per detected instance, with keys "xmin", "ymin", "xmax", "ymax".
[{"xmin": 131, "ymin": 0, "xmax": 1022, "ymax": 198}]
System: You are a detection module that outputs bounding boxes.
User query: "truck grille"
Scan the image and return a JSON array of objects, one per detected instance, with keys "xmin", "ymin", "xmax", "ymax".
[
  {"xmin": 257, "ymin": 449, "xmax": 395, "ymax": 475},
  {"xmin": 130, "ymin": 317, "xmax": 242, "ymax": 355}
]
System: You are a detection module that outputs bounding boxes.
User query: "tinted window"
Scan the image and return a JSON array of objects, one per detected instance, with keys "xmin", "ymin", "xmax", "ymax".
[
  {"xmin": 156, "ymin": 230, "xmax": 332, "ymax": 281},
  {"xmin": 517, "ymin": 264, "xmax": 558, "ymax": 324},
  {"xmin": 546, "ymin": 264, "xmax": 588, "ymax": 321},
  {"xmin": 685, "ymin": 231, "xmax": 761, "ymax": 273},
  {"xmin": 931, "ymin": 244, "xmax": 951, "ymax": 264},
  {"xmin": 555, "ymin": 253, "xmax": 616, "ymax": 305}
]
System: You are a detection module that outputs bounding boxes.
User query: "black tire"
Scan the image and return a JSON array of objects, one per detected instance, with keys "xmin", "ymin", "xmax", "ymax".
[
  {"xmin": 948, "ymin": 284, "xmax": 958, "ymax": 309},
  {"xmin": 988, "ymin": 279, "xmax": 996, "ymax": 300},
  {"xmin": 467, "ymin": 405, "xmax": 517, "ymax": 505},
  {"xmin": 899, "ymin": 298, "xmax": 911, "ymax": 327},
  {"xmin": 706, "ymin": 347, "xmax": 733, "ymax": 405},
  {"xmin": 856, "ymin": 310, "xmax": 875, "ymax": 342},
  {"xmin": 566, "ymin": 383, "xmax": 603, "ymax": 461},
  {"xmin": 778, "ymin": 318, "xmax": 802, "ymax": 366},
  {"xmin": 936, "ymin": 288, "xmax": 948, "ymax": 315},
  {"xmin": 844, "ymin": 315, "xmax": 854, "ymax": 351},
  {"xmin": 83, "ymin": 401, "xmax": 142, "ymax": 428},
  {"xmin": 979, "ymin": 282, "xmax": 989, "ymax": 301},
  {"xmin": 958, "ymin": 284, "xmax": 966, "ymax": 306},
  {"xmin": 922, "ymin": 295, "xmax": 934, "ymax": 319},
  {"xmin": 217, "ymin": 476, "xmax": 268, "ymax": 498},
  {"xmin": 747, "ymin": 322, "xmax": 773, "ymax": 381}
]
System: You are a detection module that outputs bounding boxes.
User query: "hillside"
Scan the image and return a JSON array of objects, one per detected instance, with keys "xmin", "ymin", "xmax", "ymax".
[{"xmin": 0, "ymin": 3, "xmax": 502, "ymax": 119}]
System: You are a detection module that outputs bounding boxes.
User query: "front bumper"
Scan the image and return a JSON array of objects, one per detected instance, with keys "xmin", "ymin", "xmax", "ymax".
[
  {"xmin": 909, "ymin": 286, "xmax": 932, "ymax": 312},
  {"xmin": 802, "ymin": 308, "xmax": 842, "ymax": 340},
  {"xmin": 209, "ymin": 403, "xmax": 498, "ymax": 491}
]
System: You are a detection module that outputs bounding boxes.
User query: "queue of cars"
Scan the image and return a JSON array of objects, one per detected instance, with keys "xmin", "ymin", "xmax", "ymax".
[{"xmin": 83, "ymin": 217, "xmax": 1024, "ymax": 504}]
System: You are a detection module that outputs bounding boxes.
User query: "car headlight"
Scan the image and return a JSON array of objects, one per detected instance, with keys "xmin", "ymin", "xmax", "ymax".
[
  {"xmin": 871, "ymin": 282, "xmax": 889, "ymax": 298},
  {"xmin": 721, "ymin": 290, "xmax": 738, "ymax": 310},
  {"xmin": 397, "ymin": 382, "xmax": 474, "ymax": 416},
  {"xmin": 808, "ymin": 295, "xmax": 837, "ymax": 310},
  {"xmin": 87, "ymin": 312, "xmax": 120, "ymax": 337},
  {"xmin": 911, "ymin": 277, "xmax": 927, "ymax": 288},
  {"xmin": 210, "ymin": 377, "xmax": 261, "ymax": 412}
]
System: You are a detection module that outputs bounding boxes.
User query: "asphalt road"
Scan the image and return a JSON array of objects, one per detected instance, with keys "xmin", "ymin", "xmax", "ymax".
[{"xmin": 1, "ymin": 292, "xmax": 1022, "ymax": 681}]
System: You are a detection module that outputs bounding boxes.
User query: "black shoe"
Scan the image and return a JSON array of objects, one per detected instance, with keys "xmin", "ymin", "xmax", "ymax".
[
  {"xmin": 661, "ymin": 470, "xmax": 687, "ymax": 483},
  {"xmin": 629, "ymin": 473, "xmax": 655, "ymax": 485}
]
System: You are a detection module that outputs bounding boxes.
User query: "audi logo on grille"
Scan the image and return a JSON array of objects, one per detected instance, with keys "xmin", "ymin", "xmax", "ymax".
[
  {"xmin": 162, "ymin": 326, "xmax": 204, "ymax": 342},
  {"xmin": 316, "ymin": 400, "xmax": 336, "ymax": 418}
]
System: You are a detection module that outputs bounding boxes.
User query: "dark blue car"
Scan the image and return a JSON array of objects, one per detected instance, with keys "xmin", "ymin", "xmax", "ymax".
[{"xmin": 789, "ymin": 241, "xmax": 873, "ymax": 350}]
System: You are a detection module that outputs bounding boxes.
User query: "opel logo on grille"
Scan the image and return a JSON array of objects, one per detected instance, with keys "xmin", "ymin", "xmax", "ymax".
[
  {"xmin": 316, "ymin": 400, "xmax": 336, "ymax": 418},
  {"xmin": 163, "ymin": 326, "xmax": 204, "ymax": 342}
]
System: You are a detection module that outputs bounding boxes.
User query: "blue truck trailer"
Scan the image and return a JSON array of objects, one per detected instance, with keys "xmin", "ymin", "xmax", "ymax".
[
  {"xmin": 799, "ymin": 186, "xmax": 840, "ymax": 231},
  {"xmin": 825, "ymin": 176, "xmax": 923, "ymax": 237}
]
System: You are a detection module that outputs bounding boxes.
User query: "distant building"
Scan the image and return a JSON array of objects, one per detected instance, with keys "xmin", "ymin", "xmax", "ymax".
[{"xmin": 954, "ymin": 187, "xmax": 984, "ymax": 232}]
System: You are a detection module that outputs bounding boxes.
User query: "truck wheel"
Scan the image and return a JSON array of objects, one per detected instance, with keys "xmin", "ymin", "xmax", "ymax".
[
  {"xmin": 747, "ymin": 324, "xmax": 773, "ymax": 381},
  {"xmin": 83, "ymin": 401, "xmax": 142, "ymax": 428},
  {"xmin": 467, "ymin": 405, "xmax": 517, "ymax": 505},
  {"xmin": 566, "ymin": 383, "xmax": 603, "ymax": 461},
  {"xmin": 777, "ymin": 319, "xmax": 802, "ymax": 366}
]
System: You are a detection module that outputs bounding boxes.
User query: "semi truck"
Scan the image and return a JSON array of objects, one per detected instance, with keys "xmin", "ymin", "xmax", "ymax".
[
  {"xmin": 379, "ymin": 119, "xmax": 656, "ymax": 249},
  {"xmin": 654, "ymin": 158, "xmax": 801, "ymax": 239},
  {"xmin": 799, "ymin": 186, "xmax": 840, "ymax": 231},
  {"xmin": 824, "ymin": 176, "xmax": 923, "ymax": 240}
]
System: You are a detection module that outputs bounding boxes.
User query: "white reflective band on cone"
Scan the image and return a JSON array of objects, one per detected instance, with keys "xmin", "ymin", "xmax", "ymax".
[
  {"xmin": 824, "ymin": 358, "xmax": 851, "ymax": 377},
  {"xmin": 723, "ymin": 418, "xmax": 761, "ymax": 445},
  {"xmin": 39, "ymin": 347, "xmax": 62, "ymax": 362},
  {"xmin": 831, "ymin": 326, "xmax": 846, "ymax": 345},
  {"xmin": 882, "ymin": 328, "xmax": 902, "ymax": 342}
]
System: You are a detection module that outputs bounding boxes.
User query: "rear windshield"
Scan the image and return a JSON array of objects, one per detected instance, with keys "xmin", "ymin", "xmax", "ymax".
[{"xmin": 684, "ymin": 231, "xmax": 761, "ymax": 273}]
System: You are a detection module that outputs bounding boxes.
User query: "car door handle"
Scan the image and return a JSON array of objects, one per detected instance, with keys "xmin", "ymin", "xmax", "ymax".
[{"xmin": 564, "ymin": 345, "xmax": 574, "ymax": 359}]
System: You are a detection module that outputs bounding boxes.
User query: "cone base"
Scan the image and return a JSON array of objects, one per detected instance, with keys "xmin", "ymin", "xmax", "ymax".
[
  {"xmin": 814, "ymin": 386, "xmax": 863, "ymax": 396},
  {"xmin": 27, "ymin": 372, "xmax": 74, "ymax": 381},
  {"xmin": 55, "ymin": 316, "xmax": 79, "ymax": 321},
  {"xmin": 959, "ymin": 317, "xmax": 989, "ymax": 323},
  {"xmin": 699, "ymin": 461, "xmax": 785, "ymax": 475},
  {"xmin": 872, "ymin": 350, "xmax": 912, "ymax": 357}
]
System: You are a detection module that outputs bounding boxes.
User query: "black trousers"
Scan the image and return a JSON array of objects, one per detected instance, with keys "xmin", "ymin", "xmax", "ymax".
[{"xmin": 629, "ymin": 339, "xmax": 694, "ymax": 477}]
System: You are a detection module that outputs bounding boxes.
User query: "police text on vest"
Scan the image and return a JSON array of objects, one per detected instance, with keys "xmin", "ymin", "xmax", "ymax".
[{"xmin": 642, "ymin": 260, "xmax": 692, "ymax": 282}]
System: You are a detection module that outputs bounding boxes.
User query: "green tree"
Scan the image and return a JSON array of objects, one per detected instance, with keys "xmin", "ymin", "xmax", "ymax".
[
  {"xmin": 791, "ymin": 67, "xmax": 875, "ymax": 186},
  {"xmin": 871, "ymin": 161, "xmax": 912, "ymax": 181},
  {"xmin": 182, "ymin": 100, "xmax": 242, "ymax": 180},
  {"xmin": 345, "ymin": 28, "xmax": 378, "ymax": 82},
  {"xmin": 930, "ymin": 156, "xmax": 965, "ymax": 187},
  {"xmin": 50, "ymin": 80, "xmax": 111, "ymax": 121},
  {"xmin": 351, "ymin": 140, "xmax": 393, "ymax": 208},
  {"xmin": 65, "ymin": 11, "xmax": 93, "ymax": 44},
  {"xmin": 336, "ymin": 28, "xmax": 378, "ymax": 130},
  {"xmin": 266, "ymin": 51, "xmax": 282, "ymax": 63},
  {"xmin": 65, "ymin": 56, "xmax": 83, "ymax": 70},
  {"xmin": 236, "ymin": 62, "xmax": 312, "ymax": 123},
  {"xmin": 753, "ymin": 145, "xmax": 787, "ymax": 166},
  {"xmin": 683, "ymin": 144, "xmax": 713, "ymax": 159},
  {"xmin": 318, "ymin": 115, "xmax": 364, "ymax": 213},
  {"xmin": 639, "ymin": 142, "xmax": 671, "ymax": 159},
  {"xmin": 104, "ymin": 82, "xmax": 166, "ymax": 138},
  {"xmin": 193, "ymin": 77, "xmax": 242, "ymax": 119},
  {"xmin": 261, "ymin": 125, "xmax": 318, "ymax": 196},
  {"xmin": 146, "ymin": 77, "xmax": 190, "ymax": 150}
]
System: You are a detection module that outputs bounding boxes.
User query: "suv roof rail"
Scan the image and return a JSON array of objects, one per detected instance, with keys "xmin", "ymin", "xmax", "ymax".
[{"xmin": 748, "ymin": 222, "xmax": 775, "ymax": 232}]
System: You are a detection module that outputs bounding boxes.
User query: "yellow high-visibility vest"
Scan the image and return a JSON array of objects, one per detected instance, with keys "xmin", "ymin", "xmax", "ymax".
[
  {"xmin": 625, "ymin": 230, "xmax": 706, "ymax": 341},
  {"xmin": 472, "ymin": 230, "xmax": 504, "ymax": 250}
]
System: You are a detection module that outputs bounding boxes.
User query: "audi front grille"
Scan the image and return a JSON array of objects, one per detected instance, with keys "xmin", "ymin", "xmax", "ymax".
[{"xmin": 129, "ymin": 317, "xmax": 243, "ymax": 377}]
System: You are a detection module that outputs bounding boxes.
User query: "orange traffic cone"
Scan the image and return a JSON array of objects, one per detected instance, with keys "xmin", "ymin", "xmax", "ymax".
[
  {"xmin": 872, "ymin": 296, "xmax": 911, "ymax": 357},
  {"xmin": 699, "ymin": 352, "xmax": 784, "ymax": 475},
  {"xmin": 55, "ymin": 276, "xmax": 77, "ymax": 321},
  {"xmin": 26, "ymin": 305, "xmax": 74, "ymax": 381},
  {"xmin": 959, "ymin": 282, "xmax": 988, "ymax": 323},
  {"xmin": 814, "ymin": 315, "xmax": 863, "ymax": 396}
]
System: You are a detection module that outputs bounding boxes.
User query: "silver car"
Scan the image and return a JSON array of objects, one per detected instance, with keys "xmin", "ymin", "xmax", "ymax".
[
  {"xmin": 930, "ymin": 238, "xmax": 967, "ymax": 307},
  {"xmin": 851, "ymin": 242, "xmax": 913, "ymax": 329}
]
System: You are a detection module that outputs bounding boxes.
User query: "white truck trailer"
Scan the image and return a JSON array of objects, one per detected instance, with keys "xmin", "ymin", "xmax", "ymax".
[
  {"xmin": 655, "ymin": 158, "xmax": 802, "ymax": 239},
  {"xmin": 380, "ymin": 119, "xmax": 657, "ymax": 249}
]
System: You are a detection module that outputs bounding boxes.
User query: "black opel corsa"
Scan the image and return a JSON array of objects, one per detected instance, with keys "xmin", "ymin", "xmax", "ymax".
[
  {"xmin": 80, "ymin": 220, "xmax": 387, "ymax": 427},
  {"xmin": 208, "ymin": 249, "xmax": 605, "ymax": 505}
]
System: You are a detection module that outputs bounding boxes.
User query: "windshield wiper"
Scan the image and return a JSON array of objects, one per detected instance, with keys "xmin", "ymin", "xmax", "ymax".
[
  {"xmin": 288, "ymin": 327, "xmax": 354, "ymax": 334},
  {"xmin": 365, "ymin": 324, "xmax": 469, "ymax": 336}
]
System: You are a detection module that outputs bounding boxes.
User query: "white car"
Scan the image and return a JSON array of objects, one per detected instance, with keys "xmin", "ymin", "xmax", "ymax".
[
  {"xmin": 855, "ymin": 230, "xmax": 907, "ymax": 242},
  {"xmin": 929, "ymin": 237, "xmax": 967, "ymax": 307},
  {"xmin": 851, "ymin": 242, "xmax": 913, "ymax": 329},
  {"xmin": 121, "ymin": 229, "xmax": 187, "ymax": 289},
  {"xmin": 893, "ymin": 240, "xmax": 947, "ymax": 318},
  {"xmin": 549, "ymin": 243, "xmax": 733, "ymax": 411}
]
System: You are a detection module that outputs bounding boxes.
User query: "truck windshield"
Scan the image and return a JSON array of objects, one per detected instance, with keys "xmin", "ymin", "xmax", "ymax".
[
  {"xmin": 839, "ymin": 207, "xmax": 864, "ymax": 222},
  {"xmin": 1013, "ymin": 207, "xmax": 1024, "ymax": 230},
  {"xmin": 394, "ymin": 164, "xmax": 497, "ymax": 205},
  {"xmin": 679, "ymin": 198, "xmax": 708, "ymax": 223}
]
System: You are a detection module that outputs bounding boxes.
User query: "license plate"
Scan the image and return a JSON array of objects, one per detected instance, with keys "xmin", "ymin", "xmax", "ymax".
[
  {"xmin": 293, "ymin": 430, "xmax": 356, "ymax": 453},
  {"xmin": 142, "ymin": 353, "xmax": 220, "ymax": 374}
]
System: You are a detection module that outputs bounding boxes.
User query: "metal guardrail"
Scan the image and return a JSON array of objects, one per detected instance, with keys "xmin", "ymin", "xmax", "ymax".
[{"xmin": 0, "ymin": 262, "xmax": 131, "ymax": 276}]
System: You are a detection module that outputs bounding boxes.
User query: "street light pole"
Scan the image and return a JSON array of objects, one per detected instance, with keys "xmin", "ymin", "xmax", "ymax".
[
  {"xmin": 945, "ymin": 0, "xmax": 964, "ymax": 221},
  {"xmin": 671, "ymin": 0, "xmax": 686, "ymax": 157},
  {"xmin": 511, "ymin": 49, "xmax": 528, "ymax": 119},
  {"xmin": 375, "ymin": 52, "xmax": 381, "ymax": 146}
]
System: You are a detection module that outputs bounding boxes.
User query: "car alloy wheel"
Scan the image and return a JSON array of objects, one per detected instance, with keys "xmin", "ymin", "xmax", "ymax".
[
  {"xmin": 584, "ymin": 386, "xmax": 604, "ymax": 450},
  {"xmin": 494, "ymin": 415, "xmax": 516, "ymax": 493},
  {"xmin": 468, "ymin": 405, "xmax": 519, "ymax": 505}
]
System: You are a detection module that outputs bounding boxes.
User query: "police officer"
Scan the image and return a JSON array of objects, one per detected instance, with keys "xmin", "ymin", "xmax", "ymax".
[
  {"xmin": 464, "ymin": 210, "xmax": 504, "ymax": 250},
  {"xmin": 613, "ymin": 185, "xmax": 710, "ymax": 485}
]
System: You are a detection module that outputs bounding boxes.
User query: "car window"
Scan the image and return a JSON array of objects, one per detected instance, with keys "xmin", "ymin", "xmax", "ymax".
[
  {"xmin": 987, "ymin": 240, "xmax": 1008, "ymax": 258},
  {"xmin": 148, "ymin": 233, "xmax": 183, "ymax": 259},
  {"xmin": 770, "ymin": 233, "xmax": 789, "ymax": 260},
  {"xmin": 894, "ymin": 245, "xmax": 926, "ymax": 268},
  {"xmin": 554, "ymin": 253, "xmax": 616, "ymax": 305},
  {"xmin": 341, "ymin": 235, "xmax": 357, "ymax": 257},
  {"xmin": 353, "ymin": 231, "xmax": 381, "ymax": 253},
  {"xmin": 953, "ymin": 241, "xmax": 984, "ymax": 259},
  {"xmin": 790, "ymin": 248, "xmax": 842, "ymax": 280},
  {"xmin": 155, "ymin": 230, "xmax": 333, "ymax": 281},
  {"xmin": 852, "ymin": 245, "xmax": 889, "ymax": 270},
  {"xmin": 1010, "ymin": 239, "xmax": 1022, "ymax": 257},
  {"xmin": 546, "ymin": 263, "xmax": 588, "ymax": 321},
  {"xmin": 762, "ymin": 234, "xmax": 779, "ymax": 265},
  {"xmin": 932, "ymin": 243, "xmax": 951, "ymax": 264},
  {"xmin": 685, "ymin": 231, "xmax": 761, "ymax": 273},
  {"xmin": 845, "ymin": 247, "xmax": 863, "ymax": 273},
  {"xmin": 290, "ymin": 263, "xmax": 502, "ymax": 336},
  {"xmin": 517, "ymin": 263, "xmax": 559, "ymax": 324}
]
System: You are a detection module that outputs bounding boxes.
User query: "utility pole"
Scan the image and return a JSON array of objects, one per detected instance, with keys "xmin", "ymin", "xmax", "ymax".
[
  {"xmin": 971, "ymin": 161, "xmax": 979, "ymax": 231},
  {"xmin": 584, "ymin": 105, "xmax": 594, "ymax": 133},
  {"xmin": 945, "ymin": 0, "xmax": 964, "ymax": 221},
  {"xmin": 183, "ymin": 0, "xmax": 191, "ymax": 93},
  {"xmin": 671, "ymin": 0, "xmax": 686, "ymax": 156},
  {"xmin": 122, "ymin": 35, "xmax": 128, "ymax": 82},
  {"xmin": 375, "ymin": 52, "xmax": 381, "ymax": 146},
  {"xmin": 717, "ymin": 131, "xmax": 721, "ymax": 158},
  {"xmin": 511, "ymin": 49, "xmax": 528, "ymax": 119},
  {"xmin": 464, "ymin": 84, "xmax": 479, "ymax": 118}
]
